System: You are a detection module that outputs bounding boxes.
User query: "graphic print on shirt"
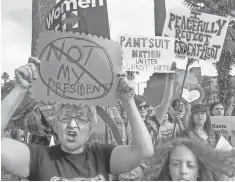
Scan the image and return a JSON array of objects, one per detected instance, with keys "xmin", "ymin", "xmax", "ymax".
[
  {"xmin": 161, "ymin": 129, "xmax": 173, "ymax": 142},
  {"xmin": 50, "ymin": 174, "xmax": 105, "ymax": 181}
]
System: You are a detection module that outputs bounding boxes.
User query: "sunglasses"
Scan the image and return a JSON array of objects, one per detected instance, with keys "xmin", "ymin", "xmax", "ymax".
[
  {"xmin": 137, "ymin": 105, "xmax": 148, "ymax": 110},
  {"xmin": 58, "ymin": 114, "xmax": 90, "ymax": 125}
]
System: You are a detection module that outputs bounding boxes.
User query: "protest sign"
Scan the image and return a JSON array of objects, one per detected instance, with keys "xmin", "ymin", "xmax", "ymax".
[
  {"xmin": 163, "ymin": 9, "xmax": 229, "ymax": 62},
  {"xmin": 45, "ymin": 0, "xmax": 110, "ymax": 38},
  {"xmin": 211, "ymin": 116, "xmax": 235, "ymax": 147},
  {"xmin": 119, "ymin": 34, "xmax": 176, "ymax": 73},
  {"xmin": 176, "ymin": 83, "xmax": 205, "ymax": 105},
  {"xmin": 215, "ymin": 134, "xmax": 233, "ymax": 152},
  {"xmin": 30, "ymin": 31, "xmax": 122, "ymax": 106}
]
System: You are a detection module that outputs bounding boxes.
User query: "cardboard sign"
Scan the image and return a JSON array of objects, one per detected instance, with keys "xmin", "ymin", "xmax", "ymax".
[
  {"xmin": 211, "ymin": 116, "xmax": 235, "ymax": 147},
  {"xmin": 45, "ymin": 0, "xmax": 110, "ymax": 38},
  {"xmin": 30, "ymin": 32, "xmax": 122, "ymax": 106},
  {"xmin": 176, "ymin": 83, "xmax": 205, "ymax": 105},
  {"xmin": 163, "ymin": 9, "xmax": 229, "ymax": 62},
  {"xmin": 119, "ymin": 34, "xmax": 176, "ymax": 73}
]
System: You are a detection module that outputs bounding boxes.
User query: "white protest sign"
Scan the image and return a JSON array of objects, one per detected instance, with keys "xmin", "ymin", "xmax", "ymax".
[
  {"xmin": 211, "ymin": 116, "xmax": 235, "ymax": 147},
  {"xmin": 119, "ymin": 34, "xmax": 176, "ymax": 73},
  {"xmin": 215, "ymin": 135, "xmax": 233, "ymax": 152},
  {"xmin": 163, "ymin": 9, "xmax": 229, "ymax": 62}
]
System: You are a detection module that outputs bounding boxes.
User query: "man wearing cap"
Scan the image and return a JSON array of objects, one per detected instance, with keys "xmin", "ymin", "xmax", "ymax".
[{"xmin": 1, "ymin": 57, "xmax": 154, "ymax": 181}]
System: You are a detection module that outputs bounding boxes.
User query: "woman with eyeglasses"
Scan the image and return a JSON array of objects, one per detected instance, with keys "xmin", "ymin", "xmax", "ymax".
[
  {"xmin": 134, "ymin": 95, "xmax": 159, "ymax": 146},
  {"xmin": 1, "ymin": 57, "xmax": 154, "ymax": 181},
  {"xmin": 146, "ymin": 105, "xmax": 155, "ymax": 120}
]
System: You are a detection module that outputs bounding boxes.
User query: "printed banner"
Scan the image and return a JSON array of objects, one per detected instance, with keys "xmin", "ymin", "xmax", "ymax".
[
  {"xmin": 30, "ymin": 32, "xmax": 122, "ymax": 106},
  {"xmin": 211, "ymin": 116, "xmax": 235, "ymax": 147},
  {"xmin": 163, "ymin": 9, "xmax": 229, "ymax": 62},
  {"xmin": 119, "ymin": 34, "xmax": 176, "ymax": 73},
  {"xmin": 45, "ymin": 0, "xmax": 110, "ymax": 38}
]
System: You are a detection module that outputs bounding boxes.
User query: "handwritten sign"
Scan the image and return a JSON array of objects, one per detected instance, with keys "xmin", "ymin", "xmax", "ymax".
[
  {"xmin": 211, "ymin": 116, "xmax": 235, "ymax": 147},
  {"xmin": 163, "ymin": 9, "xmax": 229, "ymax": 62},
  {"xmin": 119, "ymin": 34, "xmax": 176, "ymax": 73},
  {"xmin": 215, "ymin": 135, "xmax": 233, "ymax": 152},
  {"xmin": 30, "ymin": 32, "xmax": 122, "ymax": 106}
]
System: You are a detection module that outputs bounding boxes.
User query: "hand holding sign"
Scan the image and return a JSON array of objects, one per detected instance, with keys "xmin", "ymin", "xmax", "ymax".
[
  {"xmin": 15, "ymin": 57, "xmax": 40, "ymax": 90},
  {"xmin": 118, "ymin": 74, "xmax": 135, "ymax": 102}
]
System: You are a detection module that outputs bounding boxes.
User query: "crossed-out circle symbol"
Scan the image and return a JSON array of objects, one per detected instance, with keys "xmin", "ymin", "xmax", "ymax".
[{"xmin": 38, "ymin": 37, "xmax": 114, "ymax": 100}]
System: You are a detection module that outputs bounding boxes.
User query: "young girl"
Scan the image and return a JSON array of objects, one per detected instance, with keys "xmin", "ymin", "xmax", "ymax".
[{"xmin": 144, "ymin": 138, "xmax": 235, "ymax": 181}]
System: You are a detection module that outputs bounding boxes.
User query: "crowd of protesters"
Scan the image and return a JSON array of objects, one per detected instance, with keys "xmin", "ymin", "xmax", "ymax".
[{"xmin": 1, "ymin": 57, "xmax": 235, "ymax": 181}]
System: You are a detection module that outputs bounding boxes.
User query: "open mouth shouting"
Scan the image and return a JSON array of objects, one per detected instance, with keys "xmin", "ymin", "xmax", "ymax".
[{"xmin": 67, "ymin": 130, "xmax": 78, "ymax": 142}]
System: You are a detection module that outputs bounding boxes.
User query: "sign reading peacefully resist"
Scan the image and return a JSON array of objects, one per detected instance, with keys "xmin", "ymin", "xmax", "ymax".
[
  {"xmin": 30, "ymin": 32, "xmax": 122, "ymax": 106},
  {"xmin": 163, "ymin": 9, "xmax": 229, "ymax": 62},
  {"xmin": 119, "ymin": 34, "xmax": 176, "ymax": 73}
]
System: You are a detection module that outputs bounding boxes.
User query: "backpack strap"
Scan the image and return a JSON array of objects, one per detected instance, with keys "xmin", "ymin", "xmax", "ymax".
[{"xmin": 96, "ymin": 106, "xmax": 122, "ymax": 145}]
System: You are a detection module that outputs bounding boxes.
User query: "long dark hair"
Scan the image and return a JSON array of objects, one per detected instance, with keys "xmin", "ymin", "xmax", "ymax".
[{"xmin": 188, "ymin": 111, "xmax": 212, "ymax": 134}]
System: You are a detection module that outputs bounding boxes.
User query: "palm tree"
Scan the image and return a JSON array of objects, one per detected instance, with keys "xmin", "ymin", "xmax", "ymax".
[
  {"xmin": 1, "ymin": 72, "xmax": 10, "ymax": 84},
  {"xmin": 183, "ymin": 0, "xmax": 235, "ymax": 111}
]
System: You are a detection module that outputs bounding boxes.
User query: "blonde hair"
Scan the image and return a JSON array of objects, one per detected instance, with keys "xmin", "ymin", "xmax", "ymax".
[{"xmin": 144, "ymin": 138, "xmax": 235, "ymax": 181}]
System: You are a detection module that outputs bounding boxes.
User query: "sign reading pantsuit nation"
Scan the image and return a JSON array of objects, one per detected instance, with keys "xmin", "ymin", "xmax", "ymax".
[{"xmin": 119, "ymin": 34, "xmax": 176, "ymax": 73}]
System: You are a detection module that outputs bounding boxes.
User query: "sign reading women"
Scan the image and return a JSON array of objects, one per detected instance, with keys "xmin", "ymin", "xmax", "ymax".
[
  {"xmin": 45, "ymin": 0, "xmax": 110, "ymax": 38},
  {"xmin": 163, "ymin": 9, "xmax": 229, "ymax": 62}
]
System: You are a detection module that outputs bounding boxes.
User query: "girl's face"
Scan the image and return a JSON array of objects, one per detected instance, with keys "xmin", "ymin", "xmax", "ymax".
[
  {"xmin": 193, "ymin": 111, "xmax": 207, "ymax": 126},
  {"xmin": 211, "ymin": 104, "xmax": 224, "ymax": 116},
  {"xmin": 169, "ymin": 145, "xmax": 199, "ymax": 181}
]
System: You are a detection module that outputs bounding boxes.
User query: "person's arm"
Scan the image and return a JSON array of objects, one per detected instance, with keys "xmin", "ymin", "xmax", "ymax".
[
  {"xmin": 1, "ymin": 86, "xmax": 28, "ymax": 137},
  {"xmin": 109, "ymin": 75, "xmax": 154, "ymax": 175},
  {"xmin": 154, "ymin": 73, "xmax": 175, "ymax": 125},
  {"xmin": 181, "ymin": 103, "xmax": 191, "ymax": 127},
  {"xmin": 1, "ymin": 57, "xmax": 40, "ymax": 178}
]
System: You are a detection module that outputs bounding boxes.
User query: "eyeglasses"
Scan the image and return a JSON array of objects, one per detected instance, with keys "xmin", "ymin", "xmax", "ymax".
[
  {"xmin": 137, "ymin": 105, "xmax": 148, "ymax": 110},
  {"xmin": 58, "ymin": 114, "xmax": 90, "ymax": 125}
]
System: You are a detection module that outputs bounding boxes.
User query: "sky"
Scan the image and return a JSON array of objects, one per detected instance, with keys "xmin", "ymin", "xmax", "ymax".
[{"xmin": 1, "ymin": 0, "xmax": 235, "ymax": 94}]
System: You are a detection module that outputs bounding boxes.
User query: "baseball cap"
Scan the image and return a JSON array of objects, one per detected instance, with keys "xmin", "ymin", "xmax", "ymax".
[
  {"xmin": 191, "ymin": 104, "xmax": 207, "ymax": 114},
  {"xmin": 134, "ymin": 95, "xmax": 149, "ymax": 106}
]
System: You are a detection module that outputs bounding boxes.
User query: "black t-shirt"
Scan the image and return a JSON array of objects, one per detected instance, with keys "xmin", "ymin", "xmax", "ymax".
[{"xmin": 27, "ymin": 143, "xmax": 116, "ymax": 181}]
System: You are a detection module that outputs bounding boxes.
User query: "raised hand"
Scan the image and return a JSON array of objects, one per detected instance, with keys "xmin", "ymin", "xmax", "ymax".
[
  {"xmin": 117, "ymin": 73, "xmax": 135, "ymax": 102},
  {"xmin": 15, "ymin": 57, "xmax": 40, "ymax": 89}
]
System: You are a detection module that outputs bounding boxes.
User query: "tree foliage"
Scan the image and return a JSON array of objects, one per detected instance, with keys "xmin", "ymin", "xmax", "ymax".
[
  {"xmin": 1, "ymin": 72, "xmax": 10, "ymax": 84},
  {"xmin": 184, "ymin": 0, "xmax": 235, "ymax": 110}
]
